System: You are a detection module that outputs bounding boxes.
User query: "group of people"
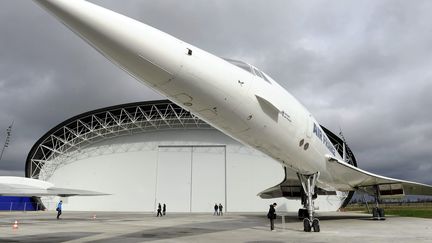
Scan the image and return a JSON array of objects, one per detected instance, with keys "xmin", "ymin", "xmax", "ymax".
[
  {"xmin": 156, "ymin": 203, "xmax": 166, "ymax": 217},
  {"xmin": 55, "ymin": 200, "xmax": 169, "ymax": 219},
  {"xmin": 55, "ymin": 199, "xmax": 276, "ymax": 231},
  {"xmin": 213, "ymin": 203, "xmax": 223, "ymax": 216}
]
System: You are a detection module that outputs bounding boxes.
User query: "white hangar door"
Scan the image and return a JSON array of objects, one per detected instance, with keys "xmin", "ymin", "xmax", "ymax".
[
  {"xmin": 156, "ymin": 146, "xmax": 226, "ymax": 212},
  {"xmin": 156, "ymin": 146, "xmax": 192, "ymax": 212},
  {"xmin": 191, "ymin": 146, "xmax": 225, "ymax": 212}
]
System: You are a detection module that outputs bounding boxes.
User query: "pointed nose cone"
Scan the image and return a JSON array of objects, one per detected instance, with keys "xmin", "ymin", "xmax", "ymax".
[{"xmin": 34, "ymin": 0, "xmax": 185, "ymax": 88}]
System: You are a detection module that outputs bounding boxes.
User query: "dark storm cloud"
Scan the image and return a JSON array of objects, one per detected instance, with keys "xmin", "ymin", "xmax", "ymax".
[
  {"xmin": 0, "ymin": 0, "xmax": 161, "ymax": 174},
  {"xmin": 0, "ymin": 0, "xmax": 431, "ymax": 186}
]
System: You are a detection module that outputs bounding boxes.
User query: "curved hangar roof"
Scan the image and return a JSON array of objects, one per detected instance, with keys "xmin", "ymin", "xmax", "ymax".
[
  {"xmin": 26, "ymin": 100, "xmax": 357, "ymax": 190},
  {"xmin": 26, "ymin": 100, "xmax": 211, "ymax": 180}
]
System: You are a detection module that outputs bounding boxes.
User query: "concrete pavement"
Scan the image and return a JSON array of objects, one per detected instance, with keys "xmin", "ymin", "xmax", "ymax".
[{"xmin": 0, "ymin": 211, "xmax": 431, "ymax": 242}]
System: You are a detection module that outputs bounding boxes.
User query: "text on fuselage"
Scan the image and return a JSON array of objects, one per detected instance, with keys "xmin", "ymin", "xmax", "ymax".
[{"xmin": 313, "ymin": 123, "xmax": 336, "ymax": 156}]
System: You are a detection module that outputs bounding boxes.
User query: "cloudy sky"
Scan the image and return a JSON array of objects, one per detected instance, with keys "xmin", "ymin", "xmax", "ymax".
[{"xmin": 0, "ymin": 0, "xmax": 431, "ymax": 185}]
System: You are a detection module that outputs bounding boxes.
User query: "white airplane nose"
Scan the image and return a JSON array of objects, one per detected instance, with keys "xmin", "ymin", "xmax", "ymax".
[{"xmin": 34, "ymin": 0, "xmax": 185, "ymax": 88}]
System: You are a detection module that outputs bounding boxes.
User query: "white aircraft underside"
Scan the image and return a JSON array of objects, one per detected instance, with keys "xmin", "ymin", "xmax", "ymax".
[
  {"xmin": 34, "ymin": 0, "xmax": 432, "ymax": 231},
  {"xmin": 0, "ymin": 176, "xmax": 105, "ymax": 197}
]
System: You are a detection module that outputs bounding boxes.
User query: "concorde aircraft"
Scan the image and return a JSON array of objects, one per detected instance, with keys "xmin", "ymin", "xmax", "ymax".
[{"xmin": 34, "ymin": 0, "xmax": 432, "ymax": 232}]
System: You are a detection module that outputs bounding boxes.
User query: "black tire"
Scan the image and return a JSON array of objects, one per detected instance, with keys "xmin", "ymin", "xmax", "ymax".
[
  {"xmin": 303, "ymin": 218, "xmax": 311, "ymax": 232},
  {"xmin": 372, "ymin": 207, "xmax": 379, "ymax": 219},
  {"xmin": 312, "ymin": 218, "xmax": 320, "ymax": 232},
  {"xmin": 378, "ymin": 208, "xmax": 385, "ymax": 220}
]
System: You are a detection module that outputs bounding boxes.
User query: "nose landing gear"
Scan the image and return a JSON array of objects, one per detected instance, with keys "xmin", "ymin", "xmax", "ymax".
[{"xmin": 298, "ymin": 172, "xmax": 320, "ymax": 232}]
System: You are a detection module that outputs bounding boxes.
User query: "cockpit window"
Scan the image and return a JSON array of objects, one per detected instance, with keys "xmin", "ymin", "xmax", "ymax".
[
  {"xmin": 253, "ymin": 68, "xmax": 262, "ymax": 78},
  {"xmin": 254, "ymin": 67, "xmax": 271, "ymax": 84},
  {"xmin": 224, "ymin": 58, "xmax": 253, "ymax": 74},
  {"xmin": 261, "ymin": 72, "xmax": 271, "ymax": 83},
  {"xmin": 224, "ymin": 58, "xmax": 272, "ymax": 84}
]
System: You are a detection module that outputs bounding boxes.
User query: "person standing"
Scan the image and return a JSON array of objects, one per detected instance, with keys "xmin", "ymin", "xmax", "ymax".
[
  {"xmin": 214, "ymin": 203, "xmax": 219, "ymax": 216},
  {"xmin": 157, "ymin": 203, "xmax": 162, "ymax": 217},
  {"xmin": 56, "ymin": 200, "xmax": 63, "ymax": 220},
  {"xmin": 218, "ymin": 203, "xmax": 223, "ymax": 216},
  {"xmin": 163, "ymin": 203, "xmax": 166, "ymax": 216},
  {"xmin": 267, "ymin": 203, "xmax": 277, "ymax": 231}
]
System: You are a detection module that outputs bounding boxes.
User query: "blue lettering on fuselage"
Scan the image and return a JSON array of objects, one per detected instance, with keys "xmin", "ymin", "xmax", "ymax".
[{"xmin": 313, "ymin": 123, "xmax": 336, "ymax": 156}]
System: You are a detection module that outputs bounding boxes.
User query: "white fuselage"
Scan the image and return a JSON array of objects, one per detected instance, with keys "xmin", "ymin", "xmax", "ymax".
[{"xmin": 36, "ymin": 0, "xmax": 344, "ymax": 191}]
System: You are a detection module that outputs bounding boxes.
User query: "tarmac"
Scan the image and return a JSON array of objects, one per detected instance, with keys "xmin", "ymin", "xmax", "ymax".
[{"xmin": 0, "ymin": 211, "xmax": 431, "ymax": 243}]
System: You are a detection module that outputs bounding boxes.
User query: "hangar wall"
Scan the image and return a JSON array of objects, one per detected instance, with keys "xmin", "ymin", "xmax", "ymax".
[{"xmin": 41, "ymin": 129, "xmax": 345, "ymax": 212}]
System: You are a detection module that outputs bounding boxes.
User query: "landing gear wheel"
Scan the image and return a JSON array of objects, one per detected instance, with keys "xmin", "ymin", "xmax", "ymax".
[
  {"xmin": 372, "ymin": 207, "xmax": 379, "ymax": 220},
  {"xmin": 312, "ymin": 218, "xmax": 320, "ymax": 232},
  {"xmin": 298, "ymin": 209, "xmax": 308, "ymax": 220},
  {"xmin": 378, "ymin": 208, "xmax": 386, "ymax": 220},
  {"xmin": 303, "ymin": 218, "xmax": 311, "ymax": 232},
  {"xmin": 372, "ymin": 207, "xmax": 386, "ymax": 220}
]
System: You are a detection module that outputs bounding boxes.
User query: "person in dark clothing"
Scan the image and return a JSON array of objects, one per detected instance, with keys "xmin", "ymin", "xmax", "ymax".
[
  {"xmin": 214, "ymin": 203, "xmax": 219, "ymax": 216},
  {"xmin": 157, "ymin": 203, "xmax": 162, "ymax": 217},
  {"xmin": 267, "ymin": 203, "xmax": 277, "ymax": 231},
  {"xmin": 56, "ymin": 200, "xmax": 63, "ymax": 220},
  {"xmin": 163, "ymin": 203, "xmax": 166, "ymax": 216},
  {"xmin": 218, "ymin": 203, "xmax": 223, "ymax": 216}
]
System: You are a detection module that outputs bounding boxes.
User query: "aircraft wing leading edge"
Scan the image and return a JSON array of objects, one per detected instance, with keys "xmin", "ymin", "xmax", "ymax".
[
  {"xmin": 0, "ymin": 176, "xmax": 108, "ymax": 197},
  {"xmin": 326, "ymin": 156, "xmax": 432, "ymax": 196},
  {"xmin": 258, "ymin": 156, "xmax": 432, "ymax": 199}
]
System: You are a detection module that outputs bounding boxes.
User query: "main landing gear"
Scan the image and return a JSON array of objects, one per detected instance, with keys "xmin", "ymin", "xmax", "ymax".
[
  {"xmin": 297, "ymin": 172, "xmax": 320, "ymax": 232},
  {"xmin": 372, "ymin": 185, "xmax": 385, "ymax": 220}
]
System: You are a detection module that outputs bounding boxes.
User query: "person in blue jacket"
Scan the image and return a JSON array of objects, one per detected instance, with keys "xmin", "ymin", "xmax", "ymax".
[{"xmin": 56, "ymin": 200, "xmax": 63, "ymax": 219}]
